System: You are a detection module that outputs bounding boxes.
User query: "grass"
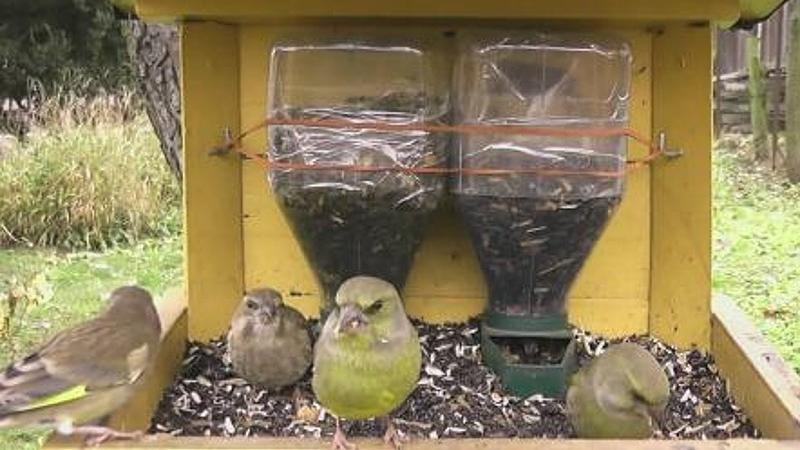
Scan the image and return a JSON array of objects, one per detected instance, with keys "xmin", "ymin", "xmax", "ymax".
[
  {"xmin": 712, "ymin": 135, "xmax": 800, "ymax": 371},
  {"xmin": 0, "ymin": 85, "xmax": 182, "ymax": 449},
  {"xmin": 0, "ymin": 237, "xmax": 183, "ymax": 450},
  {"xmin": 0, "ymin": 91, "xmax": 179, "ymax": 250}
]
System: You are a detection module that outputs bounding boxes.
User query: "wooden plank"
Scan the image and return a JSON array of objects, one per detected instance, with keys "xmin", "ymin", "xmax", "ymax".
[
  {"xmin": 133, "ymin": 0, "xmax": 739, "ymax": 23},
  {"xmin": 568, "ymin": 297, "xmax": 649, "ymax": 337},
  {"xmin": 42, "ymin": 436, "xmax": 800, "ymax": 449},
  {"xmin": 181, "ymin": 22, "xmax": 244, "ymax": 341},
  {"xmin": 712, "ymin": 295, "xmax": 800, "ymax": 439},
  {"xmin": 650, "ymin": 24, "xmax": 713, "ymax": 350}
]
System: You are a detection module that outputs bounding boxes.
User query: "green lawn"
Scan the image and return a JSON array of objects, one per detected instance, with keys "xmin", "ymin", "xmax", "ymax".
[
  {"xmin": 712, "ymin": 139, "xmax": 800, "ymax": 370},
  {"xmin": 0, "ymin": 237, "xmax": 183, "ymax": 450}
]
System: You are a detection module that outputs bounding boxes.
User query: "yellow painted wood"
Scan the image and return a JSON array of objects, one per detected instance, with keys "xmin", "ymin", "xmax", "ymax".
[
  {"xmin": 567, "ymin": 29, "xmax": 652, "ymax": 337},
  {"xmin": 239, "ymin": 25, "xmax": 650, "ymax": 335},
  {"xmin": 133, "ymin": 0, "xmax": 739, "ymax": 23},
  {"xmin": 239, "ymin": 24, "xmax": 318, "ymax": 320},
  {"xmin": 712, "ymin": 295, "xmax": 800, "ymax": 439},
  {"xmin": 41, "ymin": 436, "xmax": 800, "ymax": 449},
  {"xmin": 43, "ymin": 291, "xmax": 189, "ymax": 448},
  {"xmin": 568, "ymin": 297, "xmax": 649, "ymax": 337},
  {"xmin": 650, "ymin": 24, "xmax": 713, "ymax": 350},
  {"xmin": 181, "ymin": 22, "xmax": 244, "ymax": 341}
]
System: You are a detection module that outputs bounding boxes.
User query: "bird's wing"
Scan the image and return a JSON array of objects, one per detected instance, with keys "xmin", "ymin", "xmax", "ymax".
[
  {"xmin": 0, "ymin": 318, "xmax": 152, "ymax": 416},
  {"xmin": 591, "ymin": 363, "xmax": 636, "ymax": 414},
  {"xmin": 624, "ymin": 352, "xmax": 669, "ymax": 406},
  {"xmin": 278, "ymin": 308, "xmax": 309, "ymax": 337}
]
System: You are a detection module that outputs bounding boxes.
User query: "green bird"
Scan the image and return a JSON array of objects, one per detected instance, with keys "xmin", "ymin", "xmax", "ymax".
[
  {"xmin": 566, "ymin": 342, "xmax": 670, "ymax": 439},
  {"xmin": 227, "ymin": 287, "xmax": 312, "ymax": 389},
  {"xmin": 0, "ymin": 285, "xmax": 161, "ymax": 446},
  {"xmin": 312, "ymin": 276, "xmax": 421, "ymax": 450}
]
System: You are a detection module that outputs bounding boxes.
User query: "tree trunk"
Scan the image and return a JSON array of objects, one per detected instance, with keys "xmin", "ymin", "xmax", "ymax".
[
  {"xmin": 746, "ymin": 29, "xmax": 770, "ymax": 161},
  {"xmin": 787, "ymin": 2, "xmax": 800, "ymax": 183},
  {"xmin": 126, "ymin": 20, "xmax": 183, "ymax": 184}
]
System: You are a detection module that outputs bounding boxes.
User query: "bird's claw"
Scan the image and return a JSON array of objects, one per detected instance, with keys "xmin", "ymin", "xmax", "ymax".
[
  {"xmin": 73, "ymin": 426, "xmax": 143, "ymax": 447},
  {"xmin": 332, "ymin": 426, "xmax": 357, "ymax": 450},
  {"xmin": 382, "ymin": 420, "xmax": 407, "ymax": 449}
]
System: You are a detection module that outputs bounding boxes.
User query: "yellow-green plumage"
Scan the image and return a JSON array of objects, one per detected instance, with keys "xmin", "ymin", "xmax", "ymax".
[
  {"xmin": 312, "ymin": 276, "xmax": 421, "ymax": 421},
  {"xmin": 566, "ymin": 342, "xmax": 670, "ymax": 439}
]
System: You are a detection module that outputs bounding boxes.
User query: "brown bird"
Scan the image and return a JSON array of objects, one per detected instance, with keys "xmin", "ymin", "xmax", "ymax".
[
  {"xmin": 0, "ymin": 285, "xmax": 161, "ymax": 446},
  {"xmin": 227, "ymin": 288, "xmax": 312, "ymax": 389}
]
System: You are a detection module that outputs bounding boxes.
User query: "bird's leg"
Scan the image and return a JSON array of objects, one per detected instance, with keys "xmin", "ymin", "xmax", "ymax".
[
  {"xmin": 70, "ymin": 425, "xmax": 143, "ymax": 446},
  {"xmin": 332, "ymin": 417, "xmax": 356, "ymax": 450},
  {"xmin": 292, "ymin": 385, "xmax": 303, "ymax": 412},
  {"xmin": 382, "ymin": 416, "xmax": 406, "ymax": 449}
]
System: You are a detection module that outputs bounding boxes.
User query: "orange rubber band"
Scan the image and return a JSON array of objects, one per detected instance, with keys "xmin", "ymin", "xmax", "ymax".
[{"xmin": 218, "ymin": 116, "xmax": 663, "ymax": 179}]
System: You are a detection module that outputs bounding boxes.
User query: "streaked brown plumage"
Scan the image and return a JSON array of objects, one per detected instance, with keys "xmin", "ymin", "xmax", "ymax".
[
  {"xmin": 227, "ymin": 287, "xmax": 312, "ymax": 389},
  {"xmin": 0, "ymin": 285, "xmax": 161, "ymax": 445}
]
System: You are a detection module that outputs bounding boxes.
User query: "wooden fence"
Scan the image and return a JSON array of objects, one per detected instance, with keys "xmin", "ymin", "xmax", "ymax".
[{"xmin": 714, "ymin": 1, "xmax": 792, "ymax": 133}]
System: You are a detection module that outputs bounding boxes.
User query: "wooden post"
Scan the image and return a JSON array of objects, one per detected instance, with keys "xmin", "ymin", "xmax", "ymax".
[
  {"xmin": 650, "ymin": 24, "xmax": 713, "ymax": 350},
  {"xmin": 181, "ymin": 22, "xmax": 244, "ymax": 340},
  {"xmin": 747, "ymin": 26, "xmax": 770, "ymax": 161},
  {"xmin": 786, "ymin": 0, "xmax": 800, "ymax": 182}
]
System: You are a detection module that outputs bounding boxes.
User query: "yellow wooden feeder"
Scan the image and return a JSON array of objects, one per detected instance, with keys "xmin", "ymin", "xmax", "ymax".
[{"xmin": 47, "ymin": 0, "xmax": 800, "ymax": 448}]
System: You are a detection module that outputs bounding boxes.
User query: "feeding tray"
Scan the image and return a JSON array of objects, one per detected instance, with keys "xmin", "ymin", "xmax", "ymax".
[
  {"xmin": 53, "ymin": 0, "xmax": 800, "ymax": 448},
  {"xmin": 147, "ymin": 320, "xmax": 757, "ymax": 440},
  {"xmin": 44, "ymin": 294, "xmax": 800, "ymax": 449},
  {"xmin": 480, "ymin": 326, "xmax": 578, "ymax": 398}
]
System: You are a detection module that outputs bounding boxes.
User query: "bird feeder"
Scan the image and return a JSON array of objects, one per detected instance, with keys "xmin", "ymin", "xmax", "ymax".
[
  {"xmin": 266, "ymin": 35, "xmax": 449, "ymax": 319},
  {"xmin": 452, "ymin": 32, "xmax": 631, "ymax": 397},
  {"xmin": 49, "ymin": 0, "xmax": 800, "ymax": 449}
]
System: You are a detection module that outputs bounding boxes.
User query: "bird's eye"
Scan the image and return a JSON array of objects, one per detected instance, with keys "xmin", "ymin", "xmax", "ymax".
[
  {"xmin": 363, "ymin": 299, "xmax": 384, "ymax": 315},
  {"xmin": 246, "ymin": 299, "xmax": 258, "ymax": 310}
]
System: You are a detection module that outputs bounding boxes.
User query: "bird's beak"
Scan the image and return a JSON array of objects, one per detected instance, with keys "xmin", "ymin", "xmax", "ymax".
[
  {"xmin": 262, "ymin": 304, "xmax": 277, "ymax": 321},
  {"xmin": 335, "ymin": 303, "xmax": 369, "ymax": 336}
]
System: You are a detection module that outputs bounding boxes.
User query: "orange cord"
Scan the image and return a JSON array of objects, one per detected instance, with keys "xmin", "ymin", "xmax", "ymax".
[{"xmin": 217, "ymin": 116, "xmax": 663, "ymax": 179}]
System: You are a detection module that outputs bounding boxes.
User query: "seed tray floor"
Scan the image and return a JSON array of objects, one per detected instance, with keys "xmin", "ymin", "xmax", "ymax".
[{"xmin": 149, "ymin": 320, "xmax": 758, "ymax": 440}]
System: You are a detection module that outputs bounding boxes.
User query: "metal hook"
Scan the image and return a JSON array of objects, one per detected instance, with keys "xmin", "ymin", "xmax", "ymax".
[
  {"xmin": 208, "ymin": 127, "xmax": 234, "ymax": 156},
  {"xmin": 658, "ymin": 131, "xmax": 684, "ymax": 159}
]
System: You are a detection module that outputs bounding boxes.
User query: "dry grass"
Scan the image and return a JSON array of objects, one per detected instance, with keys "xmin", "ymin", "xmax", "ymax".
[{"xmin": 0, "ymin": 89, "xmax": 179, "ymax": 250}]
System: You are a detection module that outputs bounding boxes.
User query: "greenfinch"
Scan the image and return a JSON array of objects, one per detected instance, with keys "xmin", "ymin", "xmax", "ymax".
[
  {"xmin": 227, "ymin": 287, "xmax": 312, "ymax": 389},
  {"xmin": 566, "ymin": 342, "xmax": 670, "ymax": 439},
  {"xmin": 313, "ymin": 276, "xmax": 421, "ymax": 449},
  {"xmin": 0, "ymin": 285, "xmax": 161, "ymax": 445}
]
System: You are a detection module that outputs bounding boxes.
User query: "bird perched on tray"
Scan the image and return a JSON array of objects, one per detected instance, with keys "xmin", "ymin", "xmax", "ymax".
[
  {"xmin": 0, "ymin": 285, "xmax": 161, "ymax": 446},
  {"xmin": 566, "ymin": 342, "xmax": 670, "ymax": 439},
  {"xmin": 312, "ymin": 276, "xmax": 421, "ymax": 450},
  {"xmin": 227, "ymin": 287, "xmax": 312, "ymax": 389}
]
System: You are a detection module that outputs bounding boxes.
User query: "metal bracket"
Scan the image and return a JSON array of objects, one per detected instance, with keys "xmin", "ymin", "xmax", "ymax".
[
  {"xmin": 658, "ymin": 131, "xmax": 684, "ymax": 159},
  {"xmin": 208, "ymin": 127, "xmax": 234, "ymax": 156}
]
